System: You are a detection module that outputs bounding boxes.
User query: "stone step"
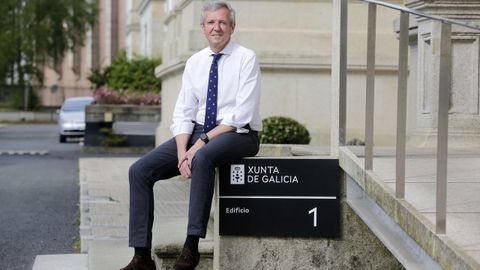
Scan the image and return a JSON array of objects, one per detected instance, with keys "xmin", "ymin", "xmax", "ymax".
[
  {"xmin": 154, "ymin": 241, "xmax": 213, "ymax": 270},
  {"xmin": 88, "ymin": 239, "xmax": 132, "ymax": 270},
  {"xmin": 152, "ymin": 217, "xmax": 214, "ymax": 270},
  {"xmin": 32, "ymin": 254, "xmax": 87, "ymax": 270}
]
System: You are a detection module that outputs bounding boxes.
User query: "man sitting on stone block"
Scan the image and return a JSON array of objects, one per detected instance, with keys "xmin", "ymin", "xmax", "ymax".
[{"xmin": 120, "ymin": 1, "xmax": 262, "ymax": 269}]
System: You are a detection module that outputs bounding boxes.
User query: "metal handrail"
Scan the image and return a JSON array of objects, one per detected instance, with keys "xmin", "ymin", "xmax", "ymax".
[
  {"xmin": 332, "ymin": 0, "xmax": 464, "ymax": 236},
  {"xmin": 355, "ymin": 0, "xmax": 453, "ymax": 234},
  {"xmin": 359, "ymin": 0, "xmax": 480, "ymax": 31}
]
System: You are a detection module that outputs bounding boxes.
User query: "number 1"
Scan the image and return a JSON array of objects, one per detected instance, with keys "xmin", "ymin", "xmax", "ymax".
[{"xmin": 308, "ymin": 207, "xmax": 317, "ymax": 227}]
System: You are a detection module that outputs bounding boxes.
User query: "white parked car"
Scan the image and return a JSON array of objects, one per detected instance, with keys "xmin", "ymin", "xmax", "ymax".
[{"xmin": 58, "ymin": 96, "xmax": 95, "ymax": 143}]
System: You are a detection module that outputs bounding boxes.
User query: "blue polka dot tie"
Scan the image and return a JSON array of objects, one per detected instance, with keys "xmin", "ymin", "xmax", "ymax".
[{"xmin": 204, "ymin": 53, "xmax": 223, "ymax": 133}]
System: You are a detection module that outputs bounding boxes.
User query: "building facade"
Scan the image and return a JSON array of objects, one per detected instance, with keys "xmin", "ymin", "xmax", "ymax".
[
  {"xmin": 155, "ymin": 0, "xmax": 403, "ymax": 146},
  {"xmin": 40, "ymin": 0, "xmax": 480, "ymax": 148},
  {"xmin": 39, "ymin": 0, "xmax": 126, "ymax": 107},
  {"xmin": 404, "ymin": 0, "xmax": 480, "ymax": 147},
  {"xmin": 39, "ymin": 0, "xmax": 165, "ymax": 107}
]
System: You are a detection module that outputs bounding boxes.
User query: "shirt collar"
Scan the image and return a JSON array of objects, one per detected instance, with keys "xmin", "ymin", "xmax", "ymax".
[{"xmin": 208, "ymin": 41, "xmax": 235, "ymax": 56}]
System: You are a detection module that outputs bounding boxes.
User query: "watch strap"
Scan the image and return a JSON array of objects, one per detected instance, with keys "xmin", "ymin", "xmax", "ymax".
[{"xmin": 200, "ymin": 133, "xmax": 209, "ymax": 144}]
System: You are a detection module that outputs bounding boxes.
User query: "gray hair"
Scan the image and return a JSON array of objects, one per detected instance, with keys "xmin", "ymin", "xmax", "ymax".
[{"xmin": 200, "ymin": 1, "xmax": 236, "ymax": 27}]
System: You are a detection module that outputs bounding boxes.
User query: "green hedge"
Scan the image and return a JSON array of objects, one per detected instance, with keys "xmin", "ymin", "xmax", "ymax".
[{"xmin": 260, "ymin": 116, "xmax": 311, "ymax": 144}]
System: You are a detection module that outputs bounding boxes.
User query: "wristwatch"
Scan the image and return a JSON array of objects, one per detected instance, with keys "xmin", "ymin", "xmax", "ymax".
[{"xmin": 200, "ymin": 133, "xmax": 210, "ymax": 144}]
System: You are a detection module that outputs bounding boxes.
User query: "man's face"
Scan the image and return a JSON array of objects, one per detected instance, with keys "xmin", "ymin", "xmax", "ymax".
[{"xmin": 201, "ymin": 7, "xmax": 234, "ymax": 53}]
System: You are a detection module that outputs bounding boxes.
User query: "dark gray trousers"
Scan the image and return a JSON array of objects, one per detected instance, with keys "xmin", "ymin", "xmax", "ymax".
[{"xmin": 128, "ymin": 124, "xmax": 259, "ymax": 248}]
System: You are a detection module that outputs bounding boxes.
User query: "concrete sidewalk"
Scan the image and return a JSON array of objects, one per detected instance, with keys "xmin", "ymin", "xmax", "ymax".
[
  {"xmin": 79, "ymin": 158, "xmax": 132, "ymax": 270},
  {"xmin": 32, "ymin": 254, "xmax": 88, "ymax": 270}
]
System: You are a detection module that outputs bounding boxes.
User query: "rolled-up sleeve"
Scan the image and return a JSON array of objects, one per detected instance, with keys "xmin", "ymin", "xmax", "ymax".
[
  {"xmin": 170, "ymin": 65, "xmax": 197, "ymax": 136},
  {"xmin": 220, "ymin": 53, "xmax": 261, "ymax": 132}
]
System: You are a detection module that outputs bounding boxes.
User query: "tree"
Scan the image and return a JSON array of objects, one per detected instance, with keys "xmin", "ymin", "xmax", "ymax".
[
  {"xmin": 0, "ymin": 0, "xmax": 98, "ymax": 108},
  {"xmin": 0, "ymin": 0, "xmax": 17, "ymax": 84}
]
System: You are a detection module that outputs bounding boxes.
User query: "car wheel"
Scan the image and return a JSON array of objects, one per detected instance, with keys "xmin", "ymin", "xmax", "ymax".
[{"xmin": 59, "ymin": 135, "xmax": 67, "ymax": 143}]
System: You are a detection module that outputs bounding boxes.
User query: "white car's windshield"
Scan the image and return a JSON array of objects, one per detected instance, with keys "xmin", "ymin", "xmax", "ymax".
[{"xmin": 62, "ymin": 100, "xmax": 92, "ymax": 112}]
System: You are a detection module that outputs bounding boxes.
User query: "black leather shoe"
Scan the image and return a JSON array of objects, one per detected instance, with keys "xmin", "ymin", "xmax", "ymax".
[
  {"xmin": 173, "ymin": 247, "xmax": 200, "ymax": 270},
  {"xmin": 120, "ymin": 255, "xmax": 156, "ymax": 270}
]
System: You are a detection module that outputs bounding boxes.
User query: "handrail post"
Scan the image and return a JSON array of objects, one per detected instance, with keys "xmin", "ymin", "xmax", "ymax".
[
  {"xmin": 395, "ymin": 11, "xmax": 409, "ymax": 199},
  {"xmin": 331, "ymin": 0, "xmax": 348, "ymax": 157},
  {"xmin": 436, "ymin": 21, "xmax": 451, "ymax": 235},
  {"xmin": 365, "ymin": 3, "xmax": 377, "ymax": 170}
]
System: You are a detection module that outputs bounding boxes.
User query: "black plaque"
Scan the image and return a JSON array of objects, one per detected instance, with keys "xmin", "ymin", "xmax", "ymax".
[{"xmin": 219, "ymin": 158, "xmax": 340, "ymax": 237}]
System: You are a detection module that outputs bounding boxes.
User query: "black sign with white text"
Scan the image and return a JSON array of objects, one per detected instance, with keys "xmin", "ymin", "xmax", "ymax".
[{"xmin": 219, "ymin": 158, "xmax": 340, "ymax": 237}]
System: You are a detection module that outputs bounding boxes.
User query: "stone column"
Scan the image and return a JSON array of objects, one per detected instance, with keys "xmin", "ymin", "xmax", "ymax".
[
  {"xmin": 126, "ymin": 0, "xmax": 142, "ymax": 58},
  {"xmin": 406, "ymin": 0, "xmax": 480, "ymax": 147},
  {"xmin": 139, "ymin": 0, "xmax": 166, "ymax": 57}
]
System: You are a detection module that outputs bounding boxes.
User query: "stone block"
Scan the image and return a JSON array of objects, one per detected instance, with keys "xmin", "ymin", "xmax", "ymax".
[
  {"xmin": 256, "ymin": 144, "xmax": 292, "ymax": 157},
  {"xmin": 154, "ymin": 243, "xmax": 213, "ymax": 270},
  {"xmin": 214, "ymin": 202, "xmax": 404, "ymax": 270},
  {"xmin": 214, "ymin": 155, "xmax": 404, "ymax": 269}
]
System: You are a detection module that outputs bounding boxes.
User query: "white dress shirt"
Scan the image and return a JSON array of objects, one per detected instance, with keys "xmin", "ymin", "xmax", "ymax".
[{"xmin": 170, "ymin": 41, "xmax": 262, "ymax": 136}]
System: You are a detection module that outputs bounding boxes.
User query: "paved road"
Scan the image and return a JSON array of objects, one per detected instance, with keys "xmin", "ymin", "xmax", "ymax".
[{"xmin": 0, "ymin": 124, "xmax": 82, "ymax": 270}]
